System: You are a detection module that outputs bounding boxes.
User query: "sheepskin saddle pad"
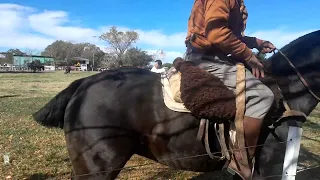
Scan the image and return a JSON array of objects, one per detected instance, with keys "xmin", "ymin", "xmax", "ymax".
[
  {"xmin": 161, "ymin": 58, "xmax": 284, "ymax": 119},
  {"xmin": 161, "ymin": 59, "xmax": 236, "ymax": 121}
]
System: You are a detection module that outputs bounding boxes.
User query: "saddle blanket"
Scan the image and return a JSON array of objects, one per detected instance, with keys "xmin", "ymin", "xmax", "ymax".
[
  {"xmin": 161, "ymin": 75, "xmax": 190, "ymax": 113},
  {"xmin": 160, "ymin": 70, "xmax": 237, "ymax": 146}
]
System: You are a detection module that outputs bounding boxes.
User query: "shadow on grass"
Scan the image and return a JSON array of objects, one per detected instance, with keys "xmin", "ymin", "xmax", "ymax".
[
  {"xmin": 0, "ymin": 94, "xmax": 21, "ymax": 98},
  {"xmin": 27, "ymin": 173, "xmax": 54, "ymax": 180},
  {"xmin": 189, "ymin": 170, "xmax": 232, "ymax": 180},
  {"xmin": 296, "ymin": 146, "xmax": 320, "ymax": 180},
  {"xmin": 145, "ymin": 170, "xmax": 182, "ymax": 180},
  {"xmin": 296, "ymin": 166, "xmax": 320, "ymax": 180},
  {"xmin": 26, "ymin": 171, "xmax": 72, "ymax": 180},
  {"xmin": 143, "ymin": 169, "xmax": 232, "ymax": 180},
  {"xmin": 303, "ymin": 135, "xmax": 320, "ymax": 143}
]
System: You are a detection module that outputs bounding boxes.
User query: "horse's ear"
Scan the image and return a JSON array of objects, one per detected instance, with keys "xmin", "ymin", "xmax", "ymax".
[{"xmin": 173, "ymin": 57, "xmax": 185, "ymax": 71}]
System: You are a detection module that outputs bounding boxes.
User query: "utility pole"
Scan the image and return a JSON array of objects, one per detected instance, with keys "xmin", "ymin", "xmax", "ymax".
[
  {"xmin": 92, "ymin": 35, "xmax": 98, "ymax": 71},
  {"xmin": 92, "ymin": 52, "xmax": 94, "ymax": 71}
]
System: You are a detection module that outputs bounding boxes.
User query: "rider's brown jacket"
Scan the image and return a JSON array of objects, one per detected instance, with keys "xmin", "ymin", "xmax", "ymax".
[{"xmin": 186, "ymin": 0, "xmax": 257, "ymax": 61}]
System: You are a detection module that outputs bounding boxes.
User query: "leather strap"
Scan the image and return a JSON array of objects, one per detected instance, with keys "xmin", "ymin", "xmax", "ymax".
[
  {"xmin": 218, "ymin": 123, "xmax": 231, "ymax": 160},
  {"xmin": 235, "ymin": 63, "xmax": 249, "ymax": 166},
  {"xmin": 196, "ymin": 119, "xmax": 206, "ymax": 141},
  {"xmin": 204, "ymin": 119, "xmax": 224, "ymax": 159},
  {"xmin": 205, "ymin": 119, "xmax": 215, "ymax": 159}
]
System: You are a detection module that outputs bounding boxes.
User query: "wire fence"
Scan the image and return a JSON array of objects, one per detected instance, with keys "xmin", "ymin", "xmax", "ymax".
[
  {"xmin": 71, "ymin": 163, "xmax": 320, "ymax": 179},
  {"xmin": 69, "ymin": 135, "xmax": 320, "ymax": 179}
]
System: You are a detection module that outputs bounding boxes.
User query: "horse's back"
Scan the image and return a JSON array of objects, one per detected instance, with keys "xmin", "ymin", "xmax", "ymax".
[
  {"xmin": 63, "ymin": 68, "xmax": 163, "ymax": 131},
  {"xmin": 63, "ymin": 67, "xmax": 225, "ymax": 174}
]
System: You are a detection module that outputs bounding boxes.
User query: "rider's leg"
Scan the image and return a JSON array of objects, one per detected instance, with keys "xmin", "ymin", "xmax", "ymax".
[
  {"xmin": 243, "ymin": 73, "xmax": 274, "ymax": 158},
  {"xmin": 185, "ymin": 53, "xmax": 274, "ymax": 159}
]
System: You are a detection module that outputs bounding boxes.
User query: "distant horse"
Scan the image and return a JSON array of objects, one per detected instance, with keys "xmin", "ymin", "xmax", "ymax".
[
  {"xmin": 65, "ymin": 66, "xmax": 71, "ymax": 74},
  {"xmin": 27, "ymin": 60, "xmax": 44, "ymax": 73},
  {"xmin": 33, "ymin": 30, "xmax": 320, "ymax": 180}
]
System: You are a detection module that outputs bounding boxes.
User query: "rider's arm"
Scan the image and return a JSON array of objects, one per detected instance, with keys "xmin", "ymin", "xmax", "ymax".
[
  {"xmin": 240, "ymin": 36, "xmax": 264, "ymax": 49},
  {"xmin": 204, "ymin": 0, "xmax": 253, "ymax": 61}
]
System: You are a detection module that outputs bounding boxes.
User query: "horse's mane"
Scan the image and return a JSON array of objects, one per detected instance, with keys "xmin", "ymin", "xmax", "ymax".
[
  {"xmin": 267, "ymin": 30, "xmax": 320, "ymax": 75},
  {"xmin": 269, "ymin": 30, "xmax": 320, "ymax": 60}
]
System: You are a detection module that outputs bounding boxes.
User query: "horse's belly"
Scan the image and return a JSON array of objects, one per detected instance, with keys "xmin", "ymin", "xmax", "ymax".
[{"xmin": 147, "ymin": 129, "xmax": 225, "ymax": 172}]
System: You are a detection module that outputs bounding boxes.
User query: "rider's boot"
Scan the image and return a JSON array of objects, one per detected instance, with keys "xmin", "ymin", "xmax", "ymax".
[{"xmin": 227, "ymin": 116, "xmax": 263, "ymax": 180}]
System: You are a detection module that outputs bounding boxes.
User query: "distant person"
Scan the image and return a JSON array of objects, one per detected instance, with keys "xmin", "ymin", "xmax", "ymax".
[
  {"xmin": 118, "ymin": 60, "xmax": 123, "ymax": 67},
  {"xmin": 150, "ymin": 60, "xmax": 166, "ymax": 76}
]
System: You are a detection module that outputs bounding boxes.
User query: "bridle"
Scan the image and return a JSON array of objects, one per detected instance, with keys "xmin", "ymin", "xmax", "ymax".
[
  {"xmin": 262, "ymin": 48, "xmax": 320, "ymax": 130},
  {"xmin": 275, "ymin": 48, "xmax": 320, "ymax": 101},
  {"xmin": 258, "ymin": 40, "xmax": 320, "ymax": 102}
]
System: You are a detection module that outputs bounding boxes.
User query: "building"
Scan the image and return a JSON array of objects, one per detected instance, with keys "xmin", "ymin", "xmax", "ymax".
[
  {"xmin": 72, "ymin": 57, "xmax": 90, "ymax": 71},
  {"xmin": 0, "ymin": 53, "xmax": 6, "ymax": 59},
  {"xmin": 13, "ymin": 55, "xmax": 54, "ymax": 67}
]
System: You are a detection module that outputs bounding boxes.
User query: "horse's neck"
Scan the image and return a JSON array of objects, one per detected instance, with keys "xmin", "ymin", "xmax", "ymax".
[{"xmin": 267, "ymin": 61, "xmax": 319, "ymax": 116}]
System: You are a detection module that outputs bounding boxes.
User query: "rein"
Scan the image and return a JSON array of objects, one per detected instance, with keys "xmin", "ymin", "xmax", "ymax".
[
  {"xmin": 263, "ymin": 48, "xmax": 319, "ymax": 129},
  {"xmin": 275, "ymin": 49, "xmax": 320, "ymax": 101},
  {"xmin": 258, "ymin": 40, "xmax": 319, "ymax": 101}
]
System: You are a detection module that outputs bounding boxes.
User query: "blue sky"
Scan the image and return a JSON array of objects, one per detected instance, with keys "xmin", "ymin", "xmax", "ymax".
[{"xmin": 0, "ymin": 0, "xmax": 319, "ymax": 62}]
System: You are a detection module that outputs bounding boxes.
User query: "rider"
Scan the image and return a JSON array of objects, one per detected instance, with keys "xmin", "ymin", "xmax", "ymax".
[{"xmin": 185, "ymin": 0, "xmax": 276, "ymax": 177}]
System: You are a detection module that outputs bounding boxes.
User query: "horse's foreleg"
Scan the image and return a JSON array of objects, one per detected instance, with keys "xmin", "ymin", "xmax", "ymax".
[{"xmin": 66, "ymin": 132, "xmax": 135, "ymax": 180}]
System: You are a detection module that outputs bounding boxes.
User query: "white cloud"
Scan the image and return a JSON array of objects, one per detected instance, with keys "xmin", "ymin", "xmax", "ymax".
[
  {"xmin": 0, "ymin": 4, "xmax": 33, "ymax": 34},
  {"xmin": 146, "ymin": 49, "xmax": 184, "ymax": 63},
  {"xmin": 0, "ymin": 3, "xmax": 187, "ymax": 53},
  {"xmin": 247, "ymin": 29, "xmax": 316, "ymax": 49},
  {"xmin": 137, "ymin": 30, "xmax": 185, "ymax": 48},
  {"xmin": 0, "ymin": 3, "xmax": 316, "ymax": 64},
  {"xmin": 28, "ymin": 11, "xmax": 99, "ymax": 41},
  {"xmin": 0, "ymin": 32, "xmax": 55, "ymax": 50}
]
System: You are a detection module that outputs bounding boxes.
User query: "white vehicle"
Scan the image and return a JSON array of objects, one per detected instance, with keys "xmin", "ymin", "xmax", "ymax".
[{"xmin": 80, "ymin": 64, "xmax": 88, "ymax": 71}]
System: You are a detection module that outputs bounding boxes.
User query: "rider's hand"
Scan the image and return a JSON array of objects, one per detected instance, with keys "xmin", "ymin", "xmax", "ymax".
[
  {"xmin": 257, "ymin": 39, "xmax": 276, "ymax": 53},
  {"xmin": 246, "ymin": 54, "xmax": 265, "ymax": 79}
]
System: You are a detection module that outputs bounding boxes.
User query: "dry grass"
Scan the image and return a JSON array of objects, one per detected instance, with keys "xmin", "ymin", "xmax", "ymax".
[{"xmin": 0, "ymin": 71, "xmax": 319, "ymax": 180}]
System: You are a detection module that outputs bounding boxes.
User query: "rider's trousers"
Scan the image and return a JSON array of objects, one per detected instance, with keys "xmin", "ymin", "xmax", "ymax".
[{"xmin": 185, "ymin": 52, "xmax": 274, "ymax": 119}]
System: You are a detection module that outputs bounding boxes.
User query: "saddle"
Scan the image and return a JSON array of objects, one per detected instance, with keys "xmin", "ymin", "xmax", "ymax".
[
  {"xmin": 161, "ymin": 58, "xmax": 306, "ymax": 180},
  {"xmin": 162, "ymin": 59, "xmax": 252, "ymax": 178}
]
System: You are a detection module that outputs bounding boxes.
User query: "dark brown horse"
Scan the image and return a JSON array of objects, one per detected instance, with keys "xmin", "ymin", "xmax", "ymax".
[
  {"xmin": 65, "ymin": 66, "xmax": 71, "ymax": 74},
  {"xmin": 27, "ymin": 60, "xmax": 45, "ymax": 73},
  {"xmin": 33, "ymin": 30, "xmax": 320, "ymax": 179}
]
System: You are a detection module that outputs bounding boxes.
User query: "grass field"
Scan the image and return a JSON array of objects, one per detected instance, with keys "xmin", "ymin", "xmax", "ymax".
[{"xmin": 0, "ymin": 71, "xmax": 319, "ymax": 180}]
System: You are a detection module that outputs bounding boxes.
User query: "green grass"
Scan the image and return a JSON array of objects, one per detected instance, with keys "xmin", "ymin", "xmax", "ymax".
[{"xmin": 0, "ymin": 71, "xmax": 319, "ymax": 180}]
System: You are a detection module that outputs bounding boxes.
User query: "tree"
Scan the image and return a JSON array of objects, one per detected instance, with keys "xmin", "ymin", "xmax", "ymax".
[
  {"xmin": 122, "ymin": 47, "xmax": 153, "ymax": 67},
  {"xmin": 163, "ymin": 63, "xmax": 173, "ymax": 69},
  {"xmin": 151, "ymin": 49, "xmax": 166, "ymax": 61},
  {"xmin": 41, "ymin": 40, "xmax": 72, "ymax": 60},
  {"xmin": 99, "ymin": 26, "xmax": 139, "ymax": 63},
  {"xmin": 98, "ymin": 53, "xmax": 116, "ymax": 69},
  {"xmin": 23, "ymin": 48, "xmax": 36, "ymax": 64},
  {"xmin": 81, "ymin": 43, "xmax": 105, "ymax": 68},
  {"xmin": 41, "ymin": 40, "xmax": 105, "ymax": 68},
  {"xmin": 0, "ymin": 49, "xmax": 25, "ymax": 64},
  {"xmin": 0, "ymin": 53, "xmax": 12, "ymax": 65},
  {"xmin": 7, "ymin": 49, "xmax": 25, "ymax": 56}
]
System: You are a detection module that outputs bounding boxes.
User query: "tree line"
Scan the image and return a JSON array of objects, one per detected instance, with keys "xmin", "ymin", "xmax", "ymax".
[
  {"xmin": 0, "ymin": 26, "xmax": 158, "ymax": 69},
  {"xmin": 1, "ymin": 26, "xmax": 267, "ymax": 69}
]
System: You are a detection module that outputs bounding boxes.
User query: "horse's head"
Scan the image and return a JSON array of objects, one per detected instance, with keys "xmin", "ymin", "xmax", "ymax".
[
  {"xmin": 268, "ymin": 30, "xmax": 320, "ymax": 115},
  {"xmin": 253, "ymin": 30, "xmax": 320, "ymax": 179}
]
